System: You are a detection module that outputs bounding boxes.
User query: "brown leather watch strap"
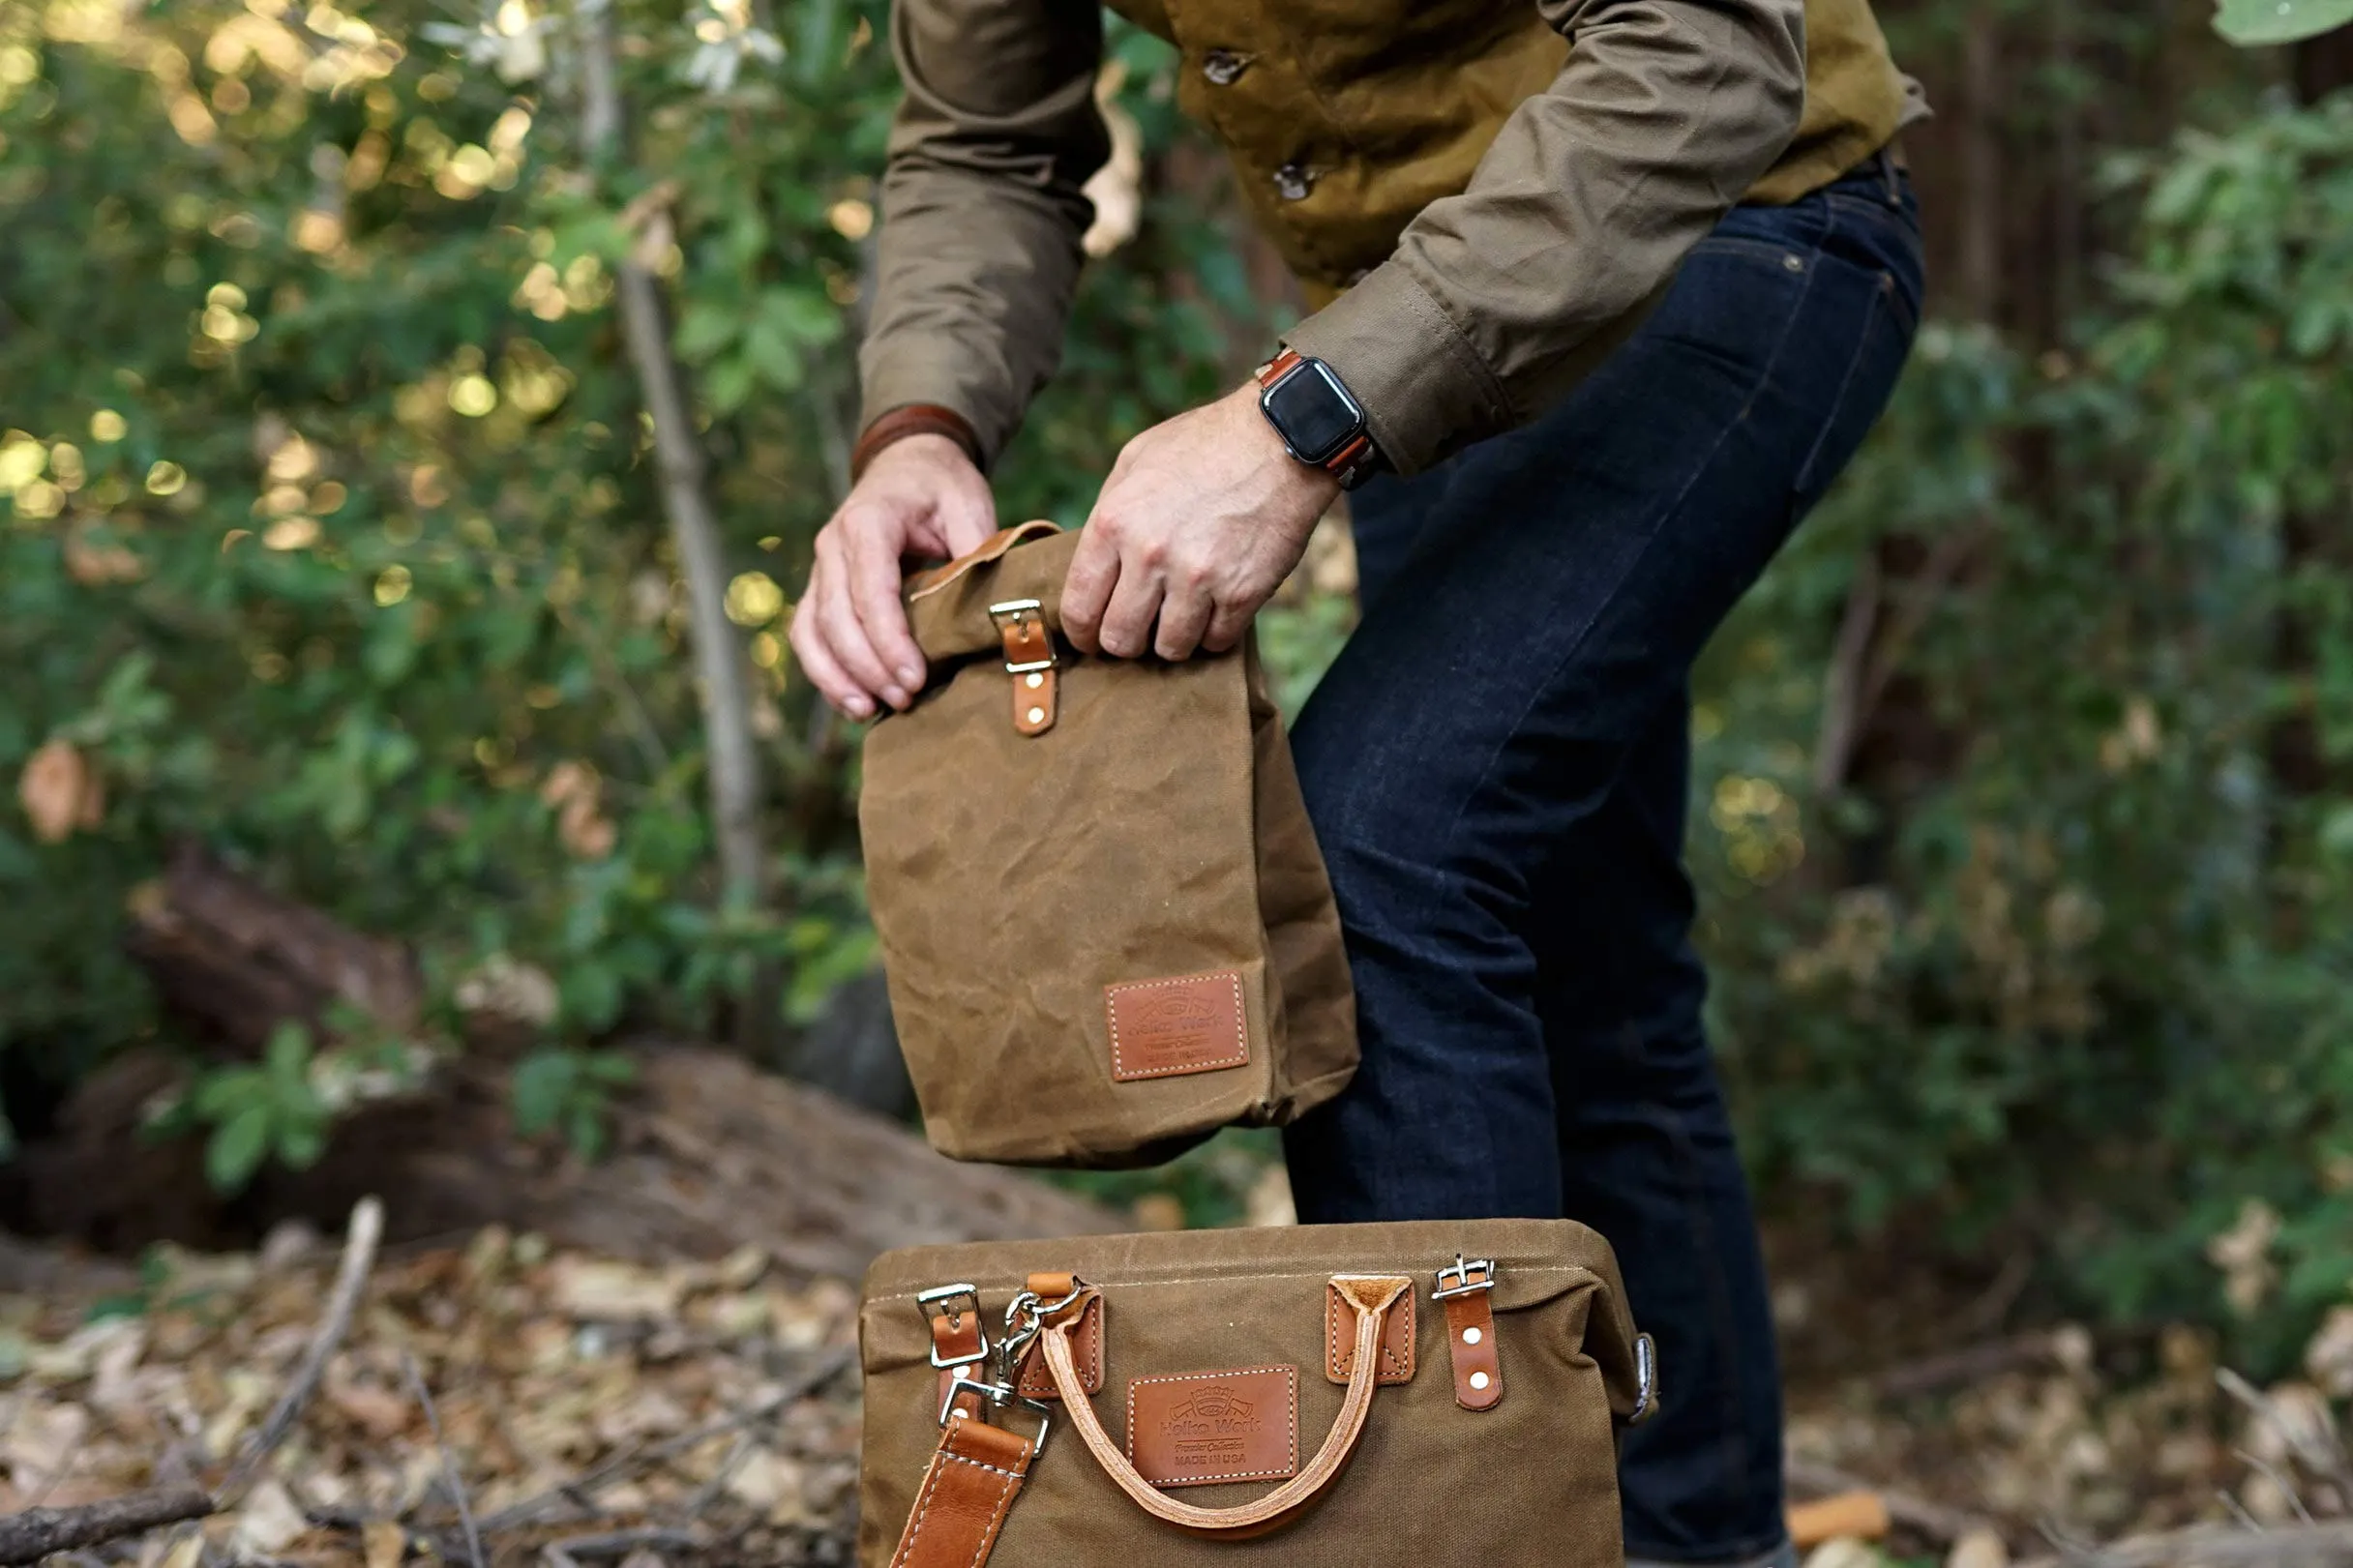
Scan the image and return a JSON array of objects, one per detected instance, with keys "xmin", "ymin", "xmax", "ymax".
[
  {"xmin": 851, "ymin": 402, "xmax": 981, "ymax": 483},
  {"xmin": 886, "ymin": 1412, "xmax": 1034, "ymax": 1568},
  {"xmin": 1255, "ymin": 349, "xmax": 1377, "ymax": 488},
  {"xmin": 1438, "ymin": 1261, "xmax": 1503, "ymax": 1411}
]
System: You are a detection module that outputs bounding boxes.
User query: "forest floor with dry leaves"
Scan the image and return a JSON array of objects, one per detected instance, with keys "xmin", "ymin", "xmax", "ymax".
[{"xmin": 4, "ymin": 1189, "xmax": 2353, "ymax": 1568}]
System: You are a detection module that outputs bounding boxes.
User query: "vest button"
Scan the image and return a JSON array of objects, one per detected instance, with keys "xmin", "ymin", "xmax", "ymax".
[
  {"xmin": 1202, "ymin": 48, "xmax": 1247, "ymax": 86},
  {"xmin": 1274, "ymin": 163, "xmax": 1314, "ymax": 201}
]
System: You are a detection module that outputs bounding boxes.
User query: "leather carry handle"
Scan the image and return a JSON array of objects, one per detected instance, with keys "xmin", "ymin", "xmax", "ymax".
[{"xmin": 1037, "ymin": 1274, "xmax": 1412, "ymax": 1534}]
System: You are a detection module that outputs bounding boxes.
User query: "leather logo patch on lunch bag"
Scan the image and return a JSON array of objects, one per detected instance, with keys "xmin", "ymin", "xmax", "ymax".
[
  {"xmin": 1106, "ymin": 971, "xmax": 1249, "ymax": 1081},
  {"xmin": 1126, "ymin": 1366, "xmax": 1299, "ymax": 1488}
]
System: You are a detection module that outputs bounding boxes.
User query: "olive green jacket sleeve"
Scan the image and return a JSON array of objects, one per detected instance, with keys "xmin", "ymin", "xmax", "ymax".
[
  {"xmin": 858, "ymin": 0, "xmax": 1806, "ymax": 477},
  {"xmin": 1286, "ymin": 0, "xmax": 1807, "ymax": 475},
  {"xmin": 853, "ymin": 0, "xmax": 1108, "ymax": 469}
]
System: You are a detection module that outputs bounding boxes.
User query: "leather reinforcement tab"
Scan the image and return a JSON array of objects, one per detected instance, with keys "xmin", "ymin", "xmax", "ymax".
[
  {"xmin": 1126, "ymin": 1367, "xmax": 1299, "ymax": 1489},
  {"xmin": 1439, "ymin": 1263, "xmax": 1503, "ymax": 1411},
  {"xmin": 887, "ymin": 1413, "xmax": 1033, "ymax": 1568},
  {"xmin": 1325, "ymin": 1277, "xmax": 1415, "ymax": 1385},
  {"xmin": 1106, "ymin": 970, "xmax": 1249, "ymax": 1082},
  {"xmin": 1015, "ymin": 1292, "xmax": 1104, "ymax": 1399}
]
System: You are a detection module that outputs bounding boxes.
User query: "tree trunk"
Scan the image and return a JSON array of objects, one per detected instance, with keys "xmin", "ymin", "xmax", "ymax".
[
  {"xmin": 1960, "ymin": 18, "xmax": 2003, "ymax": 324},
  {"xmin": 577, "ymin": 2, "xmax": 775, "ymax": 1050}
]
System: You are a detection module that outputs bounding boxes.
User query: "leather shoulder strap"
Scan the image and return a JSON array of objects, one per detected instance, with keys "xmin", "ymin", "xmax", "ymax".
[{"xmin": 887, "ymin": 1413, "xmax": 1034, "ymax": 1568}]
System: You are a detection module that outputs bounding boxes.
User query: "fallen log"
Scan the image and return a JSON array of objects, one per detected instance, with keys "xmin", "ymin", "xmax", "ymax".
[
  {"xmin": 124, "ymin": 843, "xmax": 424, "ymax": 1051},
  {"xmin": 1, "ymin": 850, "xmax": 1118, "ymax": 1273}
]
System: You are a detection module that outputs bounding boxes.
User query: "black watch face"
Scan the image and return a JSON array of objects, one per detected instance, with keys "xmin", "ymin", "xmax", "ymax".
[{"xmin": 1264, "ymin": 359, "xmax": 1363, "ymax": 465}]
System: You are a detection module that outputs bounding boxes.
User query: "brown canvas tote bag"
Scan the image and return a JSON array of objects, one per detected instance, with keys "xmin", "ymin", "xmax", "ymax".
[
  {"xmin": 858, "ymin": 521, "xmax": 1358, "ymax": 1168},
  {"xmin": 857, "ymin": 1219, "xmax": 1657, "ymax": 1567}
]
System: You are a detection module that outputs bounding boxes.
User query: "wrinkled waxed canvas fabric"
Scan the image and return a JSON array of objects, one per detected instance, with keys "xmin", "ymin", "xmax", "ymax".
[
  {"xmin": 858, "ymin": 1219, "xmax": 1644, "ymax": 1566},
  {"xmin": 859, "ymin": 524, "xmax": 1357, "ymax": 1167}
]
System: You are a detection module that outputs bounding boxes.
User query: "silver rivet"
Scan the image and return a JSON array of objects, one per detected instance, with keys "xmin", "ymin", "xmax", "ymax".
[
  {"xmin": 1469, "ymin": 1371, "xmax": 1490, "ymax": 1390},
  {"xmin": 1783, "ymin": 253, "xmax": 1804, "ymax": 272},
  {"xmin": 1462, "ymin": 1326, "xmax": 1482, "ymax": 1346},
  {"xmin": 1026, "ymin": 706, "xmax": 1046, "ymax": 725},
  {"xmin": 1025, "ymin": 671, "xmax": 1043, "ymax": 689},
  {"xmin": 1274, "ymin": 163, "xmax": 1314, "ymax": 201}
]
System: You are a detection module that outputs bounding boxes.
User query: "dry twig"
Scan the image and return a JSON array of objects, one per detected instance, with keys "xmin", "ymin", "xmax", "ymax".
[
  {"xmin": 0, "ymin": 1487, "xmax": 216, "ymax": 1565},
  {"xmin": 221, "ymin": 1196, "xmax": 384, "ymax": 1503},
  {"xmin": 2017, "ymin": 1521, "xmax": 2353, "ymax": 1567},
  {"xmin": 402, "ymin": 1351, "xmax": 487, "ymax": 1568},
  {"xmin": 1877, "ymin": 1329, "xmax": 2066, "ymax": 1402}
]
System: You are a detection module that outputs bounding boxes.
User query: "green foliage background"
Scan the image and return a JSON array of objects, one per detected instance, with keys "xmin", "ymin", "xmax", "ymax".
[{"xmin": 4, "ymin": 0, "xmax": 2353, "ymax": 1369}]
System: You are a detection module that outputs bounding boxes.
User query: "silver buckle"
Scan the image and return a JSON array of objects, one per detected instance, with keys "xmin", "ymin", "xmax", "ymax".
[
  {"xmin": 938, "ymin": 1372, "xmax": 1055, "ymax": 1452},
  {"xmin": 988, "ymin": 599, "xmax": 1055, "ymax": 674},
  {"xmin": 1433, "ymin": 1255, "xmax": 1498, "ymax": 1300},
  {"xmin": 1629, "ymin": 1333, "xmax": 1656, "ymax": 1423},
  {"xmin": 917, "ymin": 1283, "xmax": 989, "ymax": 1371}
]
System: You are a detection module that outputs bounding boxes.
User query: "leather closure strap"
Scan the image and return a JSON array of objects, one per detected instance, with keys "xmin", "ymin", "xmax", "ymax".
[
  {"xmin": 992, "ymin": 602, "xmax": 1057, "ymax": 736},
  {"xmin": 928, "ymin": 1295, "xmax": 989, "ymax": 1416},
  {"xmin": 886, "ymin": 1411, "xmax": 1034, "ymax": 1568},
  {"xmin": 1035, "ymin": 1275, "xmax": 1412, "ymax": 1534},
  {"xmin": 905, "ymin": 519, "xmax": 1061, "ymax": 603},
  {"xmin": 1435, "ymin": 1257, "xmax": 1503, "ymax": 1411}
]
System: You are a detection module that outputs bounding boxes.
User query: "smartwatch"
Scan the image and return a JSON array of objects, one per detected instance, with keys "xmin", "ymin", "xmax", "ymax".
[{"xmin": 1256, "ymin": 349, "xmax": 1380, "ymax": 490}]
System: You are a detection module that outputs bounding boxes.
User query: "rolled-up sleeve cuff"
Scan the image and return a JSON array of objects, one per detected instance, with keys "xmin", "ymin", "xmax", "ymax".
[
  {"xmin": 1281, "ymin": 262, "xmax": 1511, "ymax": 479},
  {"xmin": 856, "ymin": 341, "xmax": 1021, "ymax": 472}
]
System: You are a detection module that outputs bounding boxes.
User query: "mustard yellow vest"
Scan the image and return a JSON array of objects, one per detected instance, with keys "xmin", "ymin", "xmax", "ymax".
[{"xmin": 1108, "ymin": 0, "xmax": 1913, "ymax": 300}]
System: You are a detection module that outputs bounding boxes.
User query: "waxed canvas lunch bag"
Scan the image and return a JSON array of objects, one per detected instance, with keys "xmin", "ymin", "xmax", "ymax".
[
  {"xmin": 858, "ymin": 521, "xmax": 1358, "ymax": 1168},
  {"xmin": 857, "ymin": 1219, "xmax": 1658, "ymax": 1568}
]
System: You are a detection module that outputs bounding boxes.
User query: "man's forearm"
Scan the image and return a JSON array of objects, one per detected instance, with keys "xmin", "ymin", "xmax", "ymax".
[
  {"xmin": 855, "ymin": 0, "xmax": 1108, "ymax": 470},
  {"xmin": 1285, "ymin": 0, "xmax": 1808, "ymax": 477}
]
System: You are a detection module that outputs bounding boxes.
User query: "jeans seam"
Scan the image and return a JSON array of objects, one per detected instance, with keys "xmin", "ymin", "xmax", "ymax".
[
  {"xmin": 1792, "ymin": 280, "xmax": 1891, "ymax": 496},
  {"xmin": 1427, "ymin": 241, "xmax": 1822, "ymax": 866}
]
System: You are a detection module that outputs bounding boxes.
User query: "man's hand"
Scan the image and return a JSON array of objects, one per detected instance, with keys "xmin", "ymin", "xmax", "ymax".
[
  {"xmin": 790, "ymin": 434, "xmax": 996, "ymax": 720},
  {"xmin": 1062, "ymin": 381, "xmax": 1340, "ymax": 662}
]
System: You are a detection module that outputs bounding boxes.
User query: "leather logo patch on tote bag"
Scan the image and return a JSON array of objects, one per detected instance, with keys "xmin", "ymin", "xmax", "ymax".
[
  {"xmin": 860, "ymin": 523, "xmax": 1359, "ymax": 1169},
  {"xmin": 1126, "ymin": 1366, "xmax": 1298, "ymax": 1487}
]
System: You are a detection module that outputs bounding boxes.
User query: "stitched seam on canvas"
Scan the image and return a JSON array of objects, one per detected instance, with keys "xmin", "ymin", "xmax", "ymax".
[
  {"xmin": 1106, "ymin": 971, "xmax": 1248, "ymax": 1080},
  {"xmin": 1125, "ymin": 1367, "xmax": 1298, "ymax": 1484}
]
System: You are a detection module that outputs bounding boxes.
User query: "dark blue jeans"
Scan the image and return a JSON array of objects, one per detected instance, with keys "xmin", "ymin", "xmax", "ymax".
[{"xmin": 1284, "ymin": 163, "xmax": 1923, "ymax": 1565}]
